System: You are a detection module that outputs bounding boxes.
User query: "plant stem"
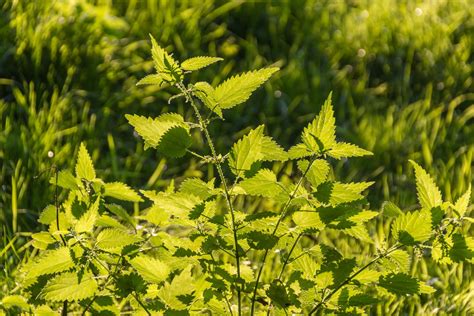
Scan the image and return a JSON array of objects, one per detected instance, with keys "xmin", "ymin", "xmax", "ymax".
[
  {"xmin": 177, "ymin": 83, "xmax": 242, "ymax": 315},
  {"xmin": 308, "ymin": 244, "xmax": 402, "ymax": 315},
  {"xmin": 250, "ymin": 155, "xmax": 317, "ymax": 315}
]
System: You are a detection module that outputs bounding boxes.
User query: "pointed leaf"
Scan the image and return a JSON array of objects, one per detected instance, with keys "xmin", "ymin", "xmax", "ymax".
[
  {"xmin": 130, "ymin": 255, "xmax": 170, "ymax": 284},
  {"xmin": 410, "ymin": 160, "xmax": 442, "ymax": 209},
  {"xmin": 96, "ymin": 228, "xmax": 141, "ymax": 251},
  {"xmin": 24, "ymin": 247, "xmax": 74, "ymax": 280},
  {"xmin": 104, "ymin": 182, "xmax": 143, "ymax": 202},
  {"xmin": 126, "ymin": 113, "xmax": 192, "ymax": 157},
  {"xmin": 214, "ymin": 67, "xmax": 279, "ymax": 109},
  {"xmin": 149, "ymin": 34, "xmax": 182, "ymax": 82},
  {"xmin": 75, "ymin": 197, "xmax": 100, "ymax": 233},
  {"xmin": 181, "ymin": 56, "xmax": 223, "ymax": 71},
  {"xmin": 454, "ymin": 185, "xmax": 471, "ymax": 217},
  {"xmin": 327, "ymin": 142, "xmax": 373, "ymax": 159},
  {"xmin": 391, "ymin": 209, "xmax": 432, "ymax": 245},
  {"xmin": 379, "ymin": 273, "xmax": 420, "ymax": 295},
  {"xmin": 42, "ymin": 272, "xmax": 98, "ymax": 302},
  {"xmin": 302, "ymin": 93, "xmax": 336, "ymax": 152},
  {"xmin": 136, "ymin": 74, "xmax": 165, "ymax": 86},
  {"xmin": 193, "ymin": 81, "xmax": 221, "ymax": 118},
  {"xmin": 239, "ymin": 169, "xmax": 286, "ymax": 198},
  {"xmin": 297, "ymin": 159, "xmax": 330, "ymax": 187},
  {"xmin": 76, "ymin": 143, "xmax": 95, "ymax": 181}
]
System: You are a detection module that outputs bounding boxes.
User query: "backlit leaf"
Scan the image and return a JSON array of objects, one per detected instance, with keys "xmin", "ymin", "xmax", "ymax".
[
  {"xmin": 42, "ymin": 272, "xmax": 98, "ymax": 302},
  {"xmin": 410, "ymin": 160, "xmax": 443, "ymax": 210},
  {"xmin": 76, "ymin": 143, "xmax": 95, "ymax": 181},
  {"xmin": 104, "ymin": 182, "xmax": 143, "ymax": 202},
  {"xmin": 181, "ymin": 56, "xmax": 223, "ymax": 71},
  {"xmin": 130, "ymin": 255, "xmax": 170, "ymax": 284},
  {"xmin": 391, "ymin": 209, "xmax": 432, "ymax": 245},
  {"xmin": 214, "ymin": 67, "xmax": 279, "ymax": 109}
]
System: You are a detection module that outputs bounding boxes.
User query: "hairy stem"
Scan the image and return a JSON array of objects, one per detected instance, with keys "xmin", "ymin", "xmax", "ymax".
[
  {"xmin": 250, "ymin": 155, "xmax": 317, "ymax": 315},
  {"xmin": 308, "ymin": 244, "xmax": 402, "ymax": 315},
  {"xmin": 177, "ymin": 83, "xmax": 242, "ymax": 315}
]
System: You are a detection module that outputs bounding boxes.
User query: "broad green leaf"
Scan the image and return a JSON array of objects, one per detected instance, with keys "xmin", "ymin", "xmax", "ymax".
[
  {"xmin": 327, "ymin": 142, "xmax": 373, "ymax": 159},
  {"xmin": 104, "ymin": 182, "xmax": 143, "ymax": 202},
  {"xmin": 126, "ymin": 113, "xmax": 191, "ymax": 157},
  {"xmin": 130, "ymin": 255, "xmax": 170, "ymax": 284},
  {"xmin": 181, "ymin": 56, "xmax": 223, "ymax": 71},
  {"xmin": 297, "ymin": 159, "xmax": 330, "ymax": 187},
  {"xmin": 353, "ymin": 269, "xmax": 381, "ymax": 283},
  {"xmin": 410, "ymin": 160, "xmax": 443, "ymax": 210},
  {"xmin": 378, "ymin": 273, "xmax": 420, "ymax": 295},
  {"xmin": 38, "ymin": 205, "xmax": 56, "ymax": 225},
  {"xmin": 149, "ymin": 34, "xmax": 182, "ymax": 82},
  {"xmin": 76, "ymin": 143, "xmax": 95, "ymax": 181},
  {"xmin": 453, "ymin": 185, "xmax": 471, "ymax": 217},
  {"xmin": 228, "ymin": 125, "xmax": 287, "ymax": 175},
  {"xmin": 379, "ymin": 249, "xmax": 410, "ymax": 273},
  {"xmin": 1, "ymin": 295, "xmax": 29, "ymax": 310},
  {"xmin": 301, "ymin": 93, "xmax": 336, "ymax": 152},
  {"xmin": 391, "ymin": 209, "xmax": 432, "ymax": 245},
  {"xmin": 245, "ymin": 231, "xmax": 279, "ymax": 250},
  {"xmin": 314, "ymin": 181, "xmax": 373, "ymax": 205},
  {"xmin": 239, "ymin": 169, "xmax": 286, "ymax": 198},
  {"xmin": 293, "ymin": 210, "xmax": 324, "ymax": 231},
  {"xmin": 75, "ymin": 197, "xmax": 100, "ymax": 233},
  {"xmin": 136, "ymin": 74, "xmax": 165, "ymax": 86},
  {"xmin": 157, "ymin": 267, "xmax": 195, "ymax": 310},
  {"xmin": 96, "ymin": 228, "xmax": 141, "ymax": 251},
  {"xmin": 193, "ymin": 81, "xmax": 221, "ymax": 118},
  {"xmin": 24, "ymin": 247, "xmax": 74, "ymax": 280},
  {"xmin": 42, "ymin": 272, "xmax": 98, "ymax": 302},
  {"xmin": 179, "ymin": 178, "xmax": 218, "ymax": 200},
  {"xmin": 31, "ymin": 232, "xmax": 56, "ymax": 245},
  {"xmin": 214, "ymin": 67, "xmax": 279, "ymax": 109},
  {"xmin": 50, "ymin": 170, "xmax": 77, "ymax": 190},
  {"xmin": 142, "ymin": 190, "xmax": 201, "ymax": 219}
]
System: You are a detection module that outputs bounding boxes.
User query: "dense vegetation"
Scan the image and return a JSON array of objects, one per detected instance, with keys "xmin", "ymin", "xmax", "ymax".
[{"xmin": 1, "ymin": 0, "xmax": 473, "ymax": 314}]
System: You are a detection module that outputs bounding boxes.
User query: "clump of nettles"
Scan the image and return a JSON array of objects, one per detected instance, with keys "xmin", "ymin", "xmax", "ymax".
[{"xmin": 3, "ymin": 35, "xmax": 472, "ymax": 315}]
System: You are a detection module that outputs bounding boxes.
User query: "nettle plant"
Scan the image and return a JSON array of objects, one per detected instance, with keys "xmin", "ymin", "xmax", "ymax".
[{"xmin": 5, "ymin": 36, "xmax": 473, "ymax": 315}]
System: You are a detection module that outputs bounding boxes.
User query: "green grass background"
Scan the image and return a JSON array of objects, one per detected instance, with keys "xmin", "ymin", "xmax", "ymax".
[{"xmin": 1, "ymin": 0, "xmax": 473, "ymax": 314}]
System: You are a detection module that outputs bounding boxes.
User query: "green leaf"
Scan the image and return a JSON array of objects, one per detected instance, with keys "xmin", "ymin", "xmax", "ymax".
[
  {"xmin": 378, "ymin": 273, "xmax": 420, "ymax": 295},
  {"xmin": 193, "ymin": 81, "xmax": 222, "ymax": 118},
  {"xmin": 382, "ymin": 201, "xmax": 403, "ymax": 217},
  {"xmin": 142, "ymin": 190, "xmax": 201, "ymax": 219},
  {"xmin": 104, "ymin": 182, "xmax": 143, "ymax": 202},
  {"xmin": 96, "ymin": 228, "xmax": 142, "ymax": 251},
  {"xmin": 348, "ymin": 294, "xmax": 378, "ymax": 306},
  {"xmin": 136, "ymin": 74, "xmax": 165, "ymax": 86},
  {"xmin": 301, "ymin": 92, "xmax": 336, "ymax": 152},
  {"xmin": 181, "ymin": 56, "xmax": 223, "ymax": 71},
  {"xmin": 228, "ymin": 125, "xmax": 287, "ymax": 175},
  {"xmin": 126, "ymin": 113, "xmax": 192, "ymax": 157},
  {"xmin": 391, "ymin": 209, "xmax": 432, "ymax": 245},
  {"xmin": 453, "ymin": 185, "xmax": 471, "ymax": 217},
  {"xmin": 75, "ymin": 197, "xmax": 100, "ymax": 233},
  {"xmin": 214, "ymin": 67, "xmax": 279, "ymax": 109},
  {"xmin": 180, "ymin": 178, "xmax": 218, "ymax": 200},
  {"xmin": 327, "ymin": 142, "xmax": 373, "ymax": 159},
  {"xmin": 380, "ymin": 249, "xmax": 411, "ymax": 273},
  {"xmin": 245, "ymin": 231, "xmax": 279, "ymax": 250},
  {"xmin": 314, "ymin": 181, "xmax": 373, "ymax": 205},
  {"xmin": 149, "ymin": 34, "xmax": 182, "ymax": 82},
  {"xmin": 130, "ymin": 255, "xmax": 170, "ymax": 284},
  {"xmin": 293, "ymin": 210, "xmax": 324, "ymax": 231},
  {"xmin": 297, "ymin": 159, "xmax": 330, "ymax": 187},
  {"xmin": 239, "ymin": 169, "xmax": 286, "ymax": 198},
  {"xmin": 42, "ymin": 272, "xmax": 98, "ymax": 302},
  {"xmin": 50, "ymin": 170, "xmax": 77, "ymax": 190},
  {"xmin": 24, "ymin": 247, "xmax": 74, "ymax": 280},
  {"xmin": 1, "ymin": 295, "xmax": 29, "ymax": 310},
  {"xmin": 76, "ymin": 143, "xmax": 95, "ymax": 181},
  {"xmin": 410, "ymin": 160, "xmax": 443, "ymax": 210},
  {"xmin": 157, "ymin": 267, "xmax": 195, "ymax": 310}
]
